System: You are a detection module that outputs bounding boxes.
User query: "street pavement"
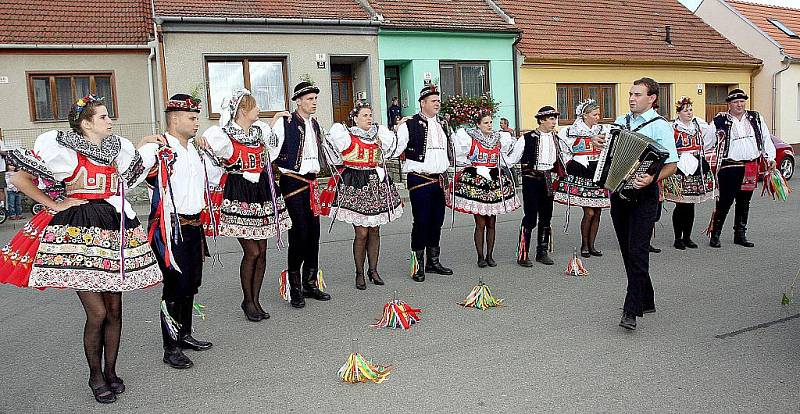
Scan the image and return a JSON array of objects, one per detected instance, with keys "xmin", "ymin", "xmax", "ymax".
[{"xmin": 0, "ymin": 190, "xmax": 798, "ymax": 413}]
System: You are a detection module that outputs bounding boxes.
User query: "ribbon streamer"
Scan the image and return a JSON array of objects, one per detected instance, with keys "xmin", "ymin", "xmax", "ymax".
[
  {"xmin": 565, "ymin": 248, "xmax": 589, "ymax": 277},
  {"xmin": 459, "ymin": 281, "xmax": 504, "ymax": 310},
  {"xmin": 370, "ymin": 299, "xmax": 421, "ymax": 330},
  {"xmin": 337, "ymin": 352, "xmax": 392, "ymax": 384}
]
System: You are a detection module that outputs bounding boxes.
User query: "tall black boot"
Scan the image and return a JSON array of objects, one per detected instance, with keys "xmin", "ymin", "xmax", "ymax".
[
  {"xmin": 517, "ymin": 225, "xmax": 533, "ymax": 267},
  {"xmin": 709, "ymin": 213, "xmax": 725, "ymax": 248},
  {"xmin": 535, "ymin": 227, "xmax": 554, "ymax": 265},
  {"xmin": 288, "ymin": 270, "xmax": 305, "ymax": 308},
  {"xmin": 411, "ymin": 250, "xmax": 426, "ymax": 282},
  {"xmin": 302, "ymin": 267, "xmax": 331, "ymax": 301},
  {"xmin": 425, "ymin": 246, "xmax": 453, "ymax": 275},
  {"xmin": 161, "ymin": 300, "xmax": 192, "ymax": 369},
  {"xmin": 733, "ymin": 205, "xmax": 754, "ymax": 247},
  {"xmin": 178, "ymin": 297, "xmax": 212, "ymax": 351}
]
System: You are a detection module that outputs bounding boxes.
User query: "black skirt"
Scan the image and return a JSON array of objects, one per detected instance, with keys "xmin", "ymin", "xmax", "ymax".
[{"xmin": 218, "ymin": 171, "xmax": 292, "ymax": 239}]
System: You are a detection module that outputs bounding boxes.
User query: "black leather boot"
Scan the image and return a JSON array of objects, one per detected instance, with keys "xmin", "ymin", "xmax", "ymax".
[
  {"xmin": 161, "ymin": 301, "xmax": 193, "ymax": 369},
  {"xmin": 425, "ymin": 246, "xmax": 453, "ymax": 275},
  {"xmin": 619, "ymin": 311, "xmax": 637, "ymax": 330},
  {"xmin": 535, "ymin": 227, "xmax": 554, "ymax": 265},
  {"xmin": 288, "ymin": 270, "xmax": 305, "ymax": 308},
  {"xmin": 517, "ymin": 226, "xmax": 533, "ymax": 267},
  {"xmin": 709, "ymin": 212, "xmax": 725, "ymax": 248},
  {"xmin": 733, "ymin": 207, "xmax": 754, "ymax": 247},
  {"xmin": 411, "ymin": 250, "xmax": 425, "ymax": 282},
  {"xmin": 733, "ymin": 229, "xmax": 754, "ymax": 247},
  {"xmin": 178, "ymin": 297, "xmax": 212, "ymax": 351},
  {"xmin": 302, "ymin": 267, "xmax": 331, "ymax": 301}
]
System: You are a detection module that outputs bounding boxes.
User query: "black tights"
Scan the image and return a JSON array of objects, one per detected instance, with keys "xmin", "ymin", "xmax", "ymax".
[
  {"xmin": 353, "ymin": 226, "xmax": 381, "ymax": 274},
  {"xmin": 237, "ymin": 238, "xmax": 268, "ymax": 315},
  {"xmin": 473, "ymin": 215, "xmax": 497, "ymax": 259},
  {"xmin": 672, "ymin": 202, "xmax": 695, "ymax": 240},
  {"xmin": 77, "ymin": 291, "xmax": 122, "ymax": 387},
  {"xmin": 580, "ymin": 207, "xmax": 602, "ymax": 251}
]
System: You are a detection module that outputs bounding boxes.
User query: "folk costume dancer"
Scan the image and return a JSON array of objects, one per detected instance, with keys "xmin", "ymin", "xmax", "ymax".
[
  {"xmin": 269, "ymin": 82, "xmax": 333, "ymax": 307},
  {"xmin": 139, "ymin": 94, "xmax": 213, "ymax": 369},
  {"xmin": 198, "ymin": 89, "xmax": 292, "ymax": 322},
  {"xmin": 703, "ymin": 89, "xmax": 776, "ymax": 248},
  {"xmin": 592, "ymin": 78, "xmax": 678, "ymax": 331},
  {"xmin": 325, "ymin": 101, "xmax": 404, "ymax": 289},
  {"xmin": 553, "ymin": 99, "xmax": 611, "ymax": 257},
  {"xmin": 0, "ymin": 95, "xmax": 162, "ymax": 403},
  {"xmin": 451, "ymin": 113, "xmax": 520, "ymax": 268},
  {"xmin": 395, "ymin": 85, "xmax": 454, "ymax": 282},
  {"xmin": 507, "ymin": 106, "xmax": 566, "ymax": 267},
  {"xmin": 662, "ymin": 97, "xmax": 715, "ymax": 250}
]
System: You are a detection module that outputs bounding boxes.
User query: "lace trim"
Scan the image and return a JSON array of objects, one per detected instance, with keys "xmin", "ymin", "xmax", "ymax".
[
  {"xmin": 121, "ymin": 151, "xmax": 145, "ymax": 187},
  {"xmin": 56, "ymin": 131, "xmax": 121, "ymax": 165},
  {"xmin": 348, "ymin": 125, "xmax": 379, "ymax": 141},
  {"xmin": 223, "ymin": 124, "xmax": 264, "ymax": 146},
  {"xmin": 5, "ymin": 148, "xmax": 56, "ymax": 182},
  {"xmin": 466, "ymin": 128, "xmax": 501, "ymax": 148}
]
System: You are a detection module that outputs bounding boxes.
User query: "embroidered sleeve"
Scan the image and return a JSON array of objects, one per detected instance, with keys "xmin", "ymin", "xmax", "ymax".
[
  {"xmin": 114, "ymin": 138, "xmax": 146, "ymax": 188},
  {"xmin": 201, "ymin": 125, "xmax": 234, "ymax": 160},
  {"xmin": 33, "ymin": 130, "xmax": 77, "ymax": 181},
  {"xmin": 4, "ymin": 148, "xmax": 57, "ymax": 182}
]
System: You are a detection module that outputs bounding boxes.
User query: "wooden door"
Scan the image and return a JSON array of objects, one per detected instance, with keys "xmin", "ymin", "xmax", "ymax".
[{"xmin": 331, "ymin": 76, "xmax": 353, "ymax": 124}]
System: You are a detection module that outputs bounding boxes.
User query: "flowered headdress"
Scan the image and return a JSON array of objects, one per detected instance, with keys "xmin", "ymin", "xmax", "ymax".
[
  {"xmin": 418, "ymin": 84, "xmax": 439, "ymax": 102},
  {"xmin": 535, "ymin": 105, "xmax": 559, "ymax": 120},
  {"xmin": 218, "ymin": 88, "xmax": 251, "ymax": 128},
  {"xmin": 166, "ymin": 93, "xmax": 201, "ymax": 113},
  {"xmin": 70, "ymin": 94, "xmax": 104, "ymax": 122},
  {"xmin": 575, "ymin": 98, "xmax": 599, "ymax": 117},
  {"xmin": 349, "ymin": 99, "xmax": 372, "ymax": 124},
  {"xmin": 675, "ymin": 96, "xmax": 693, "ymax": 112}
]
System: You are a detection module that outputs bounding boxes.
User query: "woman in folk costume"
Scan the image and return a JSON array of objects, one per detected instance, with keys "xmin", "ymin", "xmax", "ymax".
[
  {"xmin": 198, "ymin": 89, "xmax": 291, "ymax": 322},
  {"xmin": 451, "ymin": 112, "xmax": 520, "ymax": 267},
  {"xmin": 0, "ymin": 95, "xmax": 162, "ymax": 404},
  {"xmin": 553, "ymin": 99, "xmax": 610, "ymax": 257},
  {"xmin": 324, "ymin": 100, "xmax": 404, "ymax": 289},
  {"xmin": 662, "ymin": 97, "xmax": 715, "ymax": 250}
]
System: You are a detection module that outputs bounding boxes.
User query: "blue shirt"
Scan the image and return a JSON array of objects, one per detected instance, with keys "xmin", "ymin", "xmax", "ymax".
[{"xmin": 615, "ymin": 108, "xmax": 678, "ymax": 164}]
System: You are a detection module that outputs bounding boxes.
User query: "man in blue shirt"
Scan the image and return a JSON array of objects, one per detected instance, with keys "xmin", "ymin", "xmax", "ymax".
[{"xmin": 593, "ymin": 77, "xmax": 678, "ymax": 331}]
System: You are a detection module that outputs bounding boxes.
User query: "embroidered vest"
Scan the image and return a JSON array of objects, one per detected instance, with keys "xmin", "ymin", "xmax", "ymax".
[
  {"xmin": 468, "ymin": 139, "xmax": 499, "ymax": 167},
  {"xmin": 674, "ymin": 119, "xmax": 703, "ymax": 153},
  {"xmin": 403, "ymin": 114, "xmax": 452, "ymax": 162},
  {"xmin": 342, "ymin": 135, "xmax": 380, "ymax": 169},
  {"xmin": 520, "ymin": 130, "xmax": 565, "ymax": 175},
  {"xmin": 227, "ymin": 140, "xmax": 266, "ymax": 174},
  {"xmin": 570, "ymin": 136, "xmax": 600, "ymax": 158},
  {"xmin": 64, "ymin": 153, "xmax": 119, "ymax": 199},
  {"xmin": 275, "ymin": 112, "xmax": 326, "ymax": 172},
  {"xmin": 712, "ymin": 111, "xmax": 764, "ymax": 159}
]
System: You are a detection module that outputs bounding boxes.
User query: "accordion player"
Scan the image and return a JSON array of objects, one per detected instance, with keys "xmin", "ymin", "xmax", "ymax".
[{"xmin": 593, "ymin": 126, "xmax": 670, "ymax": 200}]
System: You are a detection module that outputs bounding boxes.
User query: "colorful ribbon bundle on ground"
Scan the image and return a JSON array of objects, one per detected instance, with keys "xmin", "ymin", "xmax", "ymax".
[
  {"xmin": 762, "ymin": 170, "xmax": 792, "ymax": 201},
  {"xmin": 337, "ymin": 352, "xmax": 392, "ymax": 384},
  {"xmin": 459, "ymin": 281, "xmax": 504, "ymax": 310},
  {"xmin": 371, "ymin": 299, "xmax": 421, "ymax": 330},
  {"xmin": 565, "ymin": 248, "xmax": 589, "ymax": 277}
]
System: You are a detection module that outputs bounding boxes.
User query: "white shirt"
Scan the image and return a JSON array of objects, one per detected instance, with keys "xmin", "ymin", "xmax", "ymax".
[
  {"xmin": 270, "ymin": 115, "xmax": 321, "ymax": 175},
  {"xmin": 396, "ymin": 113, "xmax": 450, "ymax": 174},
  {"xmin": 200, "ymin": 120, "xmax": 271, "ymax": 183},
  {"xmin": 536, "ymin": 131, "xmax": 558, "ymax": 170},
  {"xmin": 704, "ymin": 112, "xmax": 775, "ymax": 161},
  {"xmin": 327, "ymin": 123, "xmax": 401, "ymax": 181},
  {"xmin": 557, "ymin": 121, "xmax": 607, "ymax": 168},
  {"xmin": 139, "ymin": 133, "xmax": 207, "ymax": 215}
]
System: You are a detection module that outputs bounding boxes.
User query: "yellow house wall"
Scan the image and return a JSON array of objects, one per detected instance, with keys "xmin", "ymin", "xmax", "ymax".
[{"xmin": 518, "ymin": 63, "xmax": 754, "ymax": 131}]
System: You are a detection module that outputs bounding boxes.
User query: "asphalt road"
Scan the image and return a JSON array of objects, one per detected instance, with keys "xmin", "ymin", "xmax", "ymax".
[{"xmin": 0, "ymin": 190, "xmax": 798, "ymax": 413}]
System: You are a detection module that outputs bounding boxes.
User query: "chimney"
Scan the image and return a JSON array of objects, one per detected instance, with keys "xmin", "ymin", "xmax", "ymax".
[{"xmin": 665, "ymin": 25, "xmax": 672, "ymax": 45}]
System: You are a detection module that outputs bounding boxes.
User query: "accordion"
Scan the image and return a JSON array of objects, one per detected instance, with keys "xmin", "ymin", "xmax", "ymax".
[{"xmin": 593, "ymin": 127, "xmax": 670, "ymax": 199}]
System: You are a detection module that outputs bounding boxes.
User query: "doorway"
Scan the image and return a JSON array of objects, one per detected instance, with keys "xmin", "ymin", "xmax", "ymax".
[
  {"xmin": 705, "ymin": 84, "xmax": 735, "ymax": 122},
  {"xmin": 331, "ymin": 64, "xmax": 354, "ymax": 124}
]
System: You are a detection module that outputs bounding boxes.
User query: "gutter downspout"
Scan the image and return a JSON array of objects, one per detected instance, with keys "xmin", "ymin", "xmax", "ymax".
[
  {"xmin": 147, "ymin": 46, "xmax": 157, "ymax": 134},
  {"xmin": 772, "ymin": 53, "xmax": 791, "ymax": 135},
  {"xmin": 512, "ymin": 34, "xmax": 521, "ymax": 135}
]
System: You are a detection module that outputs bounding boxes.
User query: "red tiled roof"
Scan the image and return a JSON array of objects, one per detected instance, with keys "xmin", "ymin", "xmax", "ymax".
[
  {"xmin": 728, "ymin": 0, "xmax": 800, "ymax": 58},
  {"xmin": 154, "ymin": 0, "xmax": 371, "ymax": 20},
  {"xmin": 369, "ymin": 0, "xmax": 516, "ymax": 31},
  {"xmin": 496, "ymin": 0, "xmax": 760, "ymax": 66},
  {"xmin": 0, "ymin": 0, "xmax": 152, "ymax": 45}
]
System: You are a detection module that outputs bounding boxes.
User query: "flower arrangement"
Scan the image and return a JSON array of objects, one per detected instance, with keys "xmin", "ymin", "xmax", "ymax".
[{"xmin": 440, "ymin": 93, "xmax": 500, "ymax": 127}]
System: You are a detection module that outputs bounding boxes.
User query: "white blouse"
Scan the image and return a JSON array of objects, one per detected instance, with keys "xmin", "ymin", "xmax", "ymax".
[
  {"xmin": 327, "ymin": 123, "xmax": 401, "ymax": 182},
  {"xmin": 200, "ymin": 120, "xmax": 271, "ymax": 184},
  {"xmin": 452, "ymin": 128, "xmax": 515, "ymax": 180},
  {"xmin": 139, "ymin": 133, "xmax": 208, "ymax": 215}
]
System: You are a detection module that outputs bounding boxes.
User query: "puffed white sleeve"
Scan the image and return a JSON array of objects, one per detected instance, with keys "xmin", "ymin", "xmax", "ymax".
[
  {"xmin": 703, "ymin": 120, "xmax": 718, "ymax": 151},
  {"xmin": 33, "ymin": 131, "xmax": 77, "ymax": 181},
  {"xmin": 503, "ymin": 135, "xmax": 526, "ymax": 165},
  {"xmin": 377, "ymin": 125, "xmax": 402, "ymax": 159},
  {"xmin": 117, "ymin": 138, "xmax": 149, "ymax": 189},
  {"xmin": 395, "ymin": 122, "xmax": 410, "ymax": 153},
  {"xmin": 266, "ymin": 116, "xmax": 288, "ymax": 162},
  {"xmin": 499, "ymin": 131, "xmax": 517, "ymax": 156},
  {"xmin": 327, "ymin": 123, "xmax": 352, "ymax": 153},
  {"xmin": 137, "ymin": 142, "xmax": 159, "ymax": 179},
  {"xmin": 201, "ymin": 125, "xmax": 234, "ymax": 160},
  {"xmin": 760, "ymin": 114, "xmax": 776, "ymax": 161}
]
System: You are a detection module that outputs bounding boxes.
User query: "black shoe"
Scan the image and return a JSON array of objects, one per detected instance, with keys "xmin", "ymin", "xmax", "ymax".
[
  {"xmin": 241, "ymin": 301, "xmax": 263, "ymax": 322},
  {"xmin": 619, "ymin": 312, "xmax": 637, "ymax": 330},
  {"xmin": 163, "ymin": 349, "xmax": 193, "ymax": 369},
  {"xmin": 104, "ymin": 375, "xmax": 125, "ymax": 395},
  {"xmin": 643, "ymin": 307, "xmax": 656, "ymax": 314},
  {"xmin": 683, "ymin": 238, "xmax": 698, "ymax": 249},
  {"xmin": 734, "ymin": 230, "xmax": 754, "ymax": 247},
  {"xmin": 580, "ymin": 248, "xmax": 591, "ymax": 258},
  {"xmin": 367, "ymin": 269, "xmax": 384, "ymax": 285},
  {"xmin": 425, "ymin": 246, "xmax": 453, "ymax": 275},
  {"xmin": 290, "ymin": 288, "xmax": 306, "ymax": 308},
  {"xmin": 259, "ymin": 309, "xmax": 271, "ymax": 319},
  {"xmin": 89, "ymin": 381, "xmax": 116, "ymax": 404},
  {"xmin": 709, "ymin": 232, "xmax": 721, "ymax": 248},
  {"xmin": 535, "ymin": 227, "xmax": 554, "ymax": 265},
  {"xmin": 477, "ymin": 257, "xmax": 488, "ymax": 268},
  {"xmin": 517, "ymin": 258, "xmax": 533, "ymax": 267},
  {"xmin": 589, "ymin": 248, "xmax": 603, "ymax": 257},
  {"xmin": 412, "ymin": 249, "xmax": 426, "ymax": 282},
  {"xmin": 648, "ymin": 244, "xmax": 661, "ymax": 253},
  {"xmin": 673, "ymin": 239, "xmax": 686, "ymax": 250},
  {"xmin": 302, "ymin": 268, "xmax": 331, "ymax": 300},
  {"xmin": 355, "ymin": 271, "xmax": 366, "ymax": 290},
  {"xmin": 485, "ymin": 256, "xmax": 497, "ymax": 267},
  {"xmin": 179, "ymin": 335, "xmax": 213, "ymax": 351}
]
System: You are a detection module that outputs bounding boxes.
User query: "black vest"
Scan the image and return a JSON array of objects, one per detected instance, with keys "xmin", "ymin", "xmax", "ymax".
[
  {"xmin": 274, "ymin": 112, "xmax": 327, "ymax": 172},
  {"xmin": 712, "ymin": 111, "xmax": 764, "ymax": 159},
  {"xmin": 403, "ymin": 114, "xmax": 452, "ymax": 162},
  {"xmin": 520, "ymin": 129, "xmax": 565, "ymax": 176}
]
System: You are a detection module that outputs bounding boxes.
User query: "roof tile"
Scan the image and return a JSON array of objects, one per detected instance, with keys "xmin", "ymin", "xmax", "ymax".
[
  {"xmin": 728, "ymin": 0, "xmax": 800, "ymax": 59},
  {"xmin": 154, "ymin": 0, "xmax": 371, "ymax": 20}
]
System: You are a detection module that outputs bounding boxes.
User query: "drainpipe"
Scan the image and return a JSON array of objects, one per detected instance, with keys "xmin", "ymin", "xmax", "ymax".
[
  {"xmin": 147, "ymin": 46, "xmax": 157, "ymax": 134},
  {"xmin": 772, "ymin": 53, "xmax": 791, "ymax": 135},
  {"xmin": 512, "ymin": 34, "xmax": 521, "ymax": 135}
]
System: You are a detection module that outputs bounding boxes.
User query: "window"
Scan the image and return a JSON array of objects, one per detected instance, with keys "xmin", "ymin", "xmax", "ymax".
[
  {"xmin": 27, "ymin": 72, "xmax": 116, "ymax": 121},
  {"xmin": 657, "ymin": 83, "xmax": 672, "ymax": 120},
  {"xmin": 768, "ymin": 18, "xmax": 799, "ymax": 39},
  {"xmin": 556, "ymin": 84, "xmax": 616, "ymax": 125},
  {"xmin": 439, "ymin": 61, "xmax": 489, "ymax": 98},
  {"xmin": 205, "ymin": 57, "xmax": 289, "ymax": 118}
]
